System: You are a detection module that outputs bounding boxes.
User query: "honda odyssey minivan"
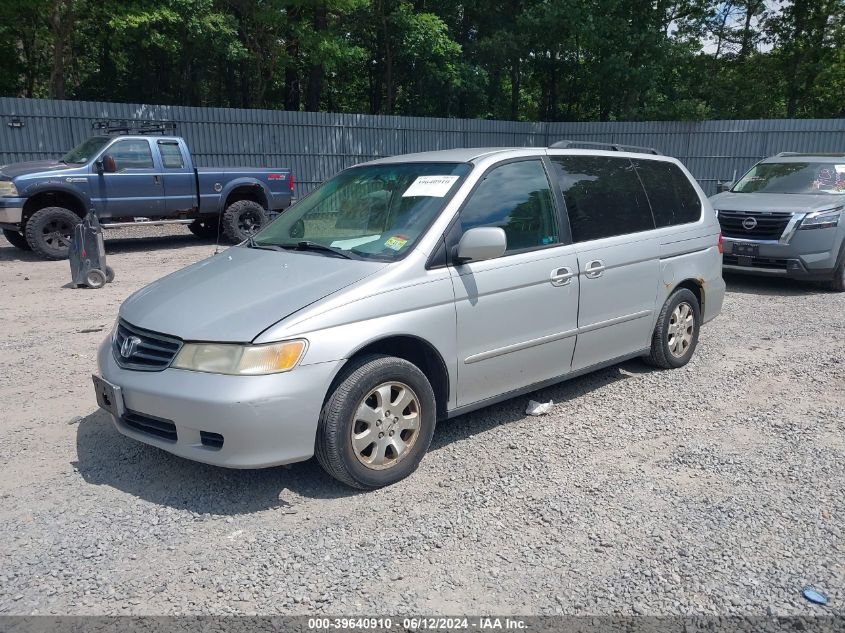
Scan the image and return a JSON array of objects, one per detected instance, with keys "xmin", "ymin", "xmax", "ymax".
[{"xmin": 94, "ymin": 143, "xmax": 725, "ymax": 488}]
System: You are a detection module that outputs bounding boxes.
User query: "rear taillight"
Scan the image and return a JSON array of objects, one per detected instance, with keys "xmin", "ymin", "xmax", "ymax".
[
  {"xmin": 717, "ymin": 232, "xmax": 723, "ymax": 254},
  {"xmin": 290, "ymin": 174, "xmax": 294, "ymax": 192}
]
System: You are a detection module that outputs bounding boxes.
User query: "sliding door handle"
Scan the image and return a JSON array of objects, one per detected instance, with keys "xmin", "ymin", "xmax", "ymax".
[{"xmin": 584, "ymin": 259, "xmax": 605, "ymax": 279}]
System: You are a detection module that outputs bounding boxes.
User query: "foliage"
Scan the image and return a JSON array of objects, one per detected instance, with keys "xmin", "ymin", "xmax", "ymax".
[{"xmin": 0, "ymin": 0, "xmax": 842, "ymax": 120}]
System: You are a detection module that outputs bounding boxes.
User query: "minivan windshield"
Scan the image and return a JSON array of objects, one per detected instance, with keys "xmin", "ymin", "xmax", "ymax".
[
  {"xmin": 252, "ymin": 162, "xmax": 472, "ymax": 261},
  {"xmin": 61, "ymin": 136, "xmax": 110, "ymax": 164},
  {"xmin": 732, "ymin": 162, "xmax": 845, "ymax": 195}
]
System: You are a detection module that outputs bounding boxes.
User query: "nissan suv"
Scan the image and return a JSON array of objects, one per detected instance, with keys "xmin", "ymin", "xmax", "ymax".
[{"xmin": 711, "ymin": 153, "xmax": 845, "ymax": 291}]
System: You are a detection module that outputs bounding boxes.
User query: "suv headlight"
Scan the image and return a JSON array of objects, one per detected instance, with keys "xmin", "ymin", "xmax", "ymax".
[
  {"xmin": 171, "ymin": 339, "xmax": 307, "ymax": 375},
  {"xmin": 0, "ymin": 181, "xmax": 18, "ymax": 196},
  {"xmin": 799, "ymin": 207, "xmax": 841, "ymax": 230}
]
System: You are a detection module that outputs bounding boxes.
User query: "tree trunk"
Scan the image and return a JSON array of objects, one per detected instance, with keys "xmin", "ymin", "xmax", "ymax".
[
  {"xmin": 49, "ymin": 0, "xmax": 71, "ymax": 99},
  {"xmin": 283, "ymin": 8, "xmax": 301, "ymax": 111},
  {"xmin": 305, "ymin": 3, "xmax": 327, "ymax": 111},
  {"xmin": 510, "ymin": 58, "xmax": 520, "ymax": 120}
]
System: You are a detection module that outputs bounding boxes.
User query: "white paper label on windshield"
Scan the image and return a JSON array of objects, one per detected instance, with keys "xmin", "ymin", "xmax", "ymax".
[
  {"xmin": 402, "ymin": 175, "xmax": 460, "ymax": 198},
  {"xmin": 835, "ymin": 164, "xmax": 845, "ymax": 173}
]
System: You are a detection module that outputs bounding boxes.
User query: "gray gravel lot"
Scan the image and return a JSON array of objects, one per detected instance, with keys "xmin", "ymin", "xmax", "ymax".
[{"xmin": 0, "ymin": 226, "xmax": 843, "ymax": 616}]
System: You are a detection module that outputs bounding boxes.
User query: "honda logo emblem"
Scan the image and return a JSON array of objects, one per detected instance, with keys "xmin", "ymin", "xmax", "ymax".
[{"xmin": 120, "ymin": 336, "xmax": 141, "ymax": 359}]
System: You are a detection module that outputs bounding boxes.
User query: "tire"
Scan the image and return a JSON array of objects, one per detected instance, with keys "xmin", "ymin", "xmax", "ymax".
[
  {"xmin": 315, "ymin": 354, "xmax": 437, "ymax": 489},
  {"xmin": 188, "ymin": 219, "xmax": 219, "ymax": 239},
  {"xmin": 220, "ymin": 200, "xmax": 267, "ymax": 243},
  {"xmin": 828, "ymin": 254, "xmax": 845, "ymax": 292},
  {"xmin": 85, "ymin": 269, "xmax": 106, "ymax": 289},
  {"xmin": 24, "ymin": 206, "xmax": 80, "ymax": 260},
  {"xmin": 644, "ymin": 288, "xmax": 701, "ymax": 369},
  {"xmin": 105, "ymin": 265, "xmax": 115, "ymax": 283},
  {"xmin": 2, "ymin": 229, "xmax": 31, "ymax": 250}
]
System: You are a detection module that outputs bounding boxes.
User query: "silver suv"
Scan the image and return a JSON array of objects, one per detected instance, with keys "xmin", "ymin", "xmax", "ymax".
[
  {"xmin": 94, "ymin": 143, "xmax": 725, "ymax": 488},
  {"xmin": 711, "ymin": 153, "xmax": 845, "ymax": 291}
]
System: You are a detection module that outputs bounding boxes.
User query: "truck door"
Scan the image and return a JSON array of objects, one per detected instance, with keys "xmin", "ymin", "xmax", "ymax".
[
  {"xmin": 157, "ymin": 140, "xmax": 196, "ymax": 214},
  {"xmin": 93, "ymin": 138, "xmax": 163, "ymax": 218}
]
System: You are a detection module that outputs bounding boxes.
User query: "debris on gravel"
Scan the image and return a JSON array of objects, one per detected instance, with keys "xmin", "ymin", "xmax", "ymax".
[{"xmin": 0, "ymin": 227, "xmax": 842, "ymax": 616}]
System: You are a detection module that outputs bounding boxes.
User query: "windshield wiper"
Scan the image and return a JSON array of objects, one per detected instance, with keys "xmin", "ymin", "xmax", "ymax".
[
  {"xmin": 279, "ymin": 241, "xmax": 352, "ymax": 259},
  {"xmin": 245, "ymin": 236, "xmax": 284, "ymax": 251}
]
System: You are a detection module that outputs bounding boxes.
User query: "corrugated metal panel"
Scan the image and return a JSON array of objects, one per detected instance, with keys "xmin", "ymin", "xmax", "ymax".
[{"xmin": 2, "ymin": 97, "xmax": 844, "ymax": 195}]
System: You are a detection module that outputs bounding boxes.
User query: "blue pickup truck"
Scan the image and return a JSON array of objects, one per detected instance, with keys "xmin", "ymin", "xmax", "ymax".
[{"xmin": 0, "ymin": 123, "xmax": 293, "ymax": 259}]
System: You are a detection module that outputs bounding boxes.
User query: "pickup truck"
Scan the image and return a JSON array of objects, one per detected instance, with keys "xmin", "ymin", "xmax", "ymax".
[{"xmin": 0, "ymin": 126, "xmax": 293, "ymax": 259}]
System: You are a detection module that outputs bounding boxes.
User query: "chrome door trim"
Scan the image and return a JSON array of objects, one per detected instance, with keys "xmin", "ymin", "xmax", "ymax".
[
  {"xmin": 577, "ymin": 309, "xmax": 652, "ymax": 335},
  {"xmin": 464, "ymin": 327, "xmax": 578, "ymax": 364}
]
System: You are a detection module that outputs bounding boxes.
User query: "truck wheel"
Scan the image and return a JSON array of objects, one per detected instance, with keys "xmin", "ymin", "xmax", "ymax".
[
  {"xmin": 644, "ymin": 288, "xmax": 701, "ymax": 369},
  {"xmin": 24, "ymin": 206, "xmax": 80, "ymax": 260},
  {"xmin": 2, "ymin": 229, "xmax": 31, "ymax": 251},
  {"xmin": 221, "ymin": 200, "xmax": 267, "ymax": 243},
  {"xmin": 188, "ymin": 219, "xmax": 219, "ymax": 239},
  {"xmin": 315, "ymin": 354, "xmax": 437, "ymax": 489}
]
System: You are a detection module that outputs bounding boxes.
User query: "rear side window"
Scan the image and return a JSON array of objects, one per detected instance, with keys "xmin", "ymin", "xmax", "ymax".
[
  {"xmin": 634, "ymin": 160, "xmax": 702, "ymax": 226},
  {"xmin": 108, "ymin": 140, "xmax": 154, "ymax": 170},
  {"xmin": 158, "ymin": 141, "xmax": 184, "ymax": 169},
  {"xmin": 460, "ymin": 160, "xmax": 559, "ymax": 254},
  {"xmin": 550, "ymin": 156, "xmax": 654, "ymax": 242}
]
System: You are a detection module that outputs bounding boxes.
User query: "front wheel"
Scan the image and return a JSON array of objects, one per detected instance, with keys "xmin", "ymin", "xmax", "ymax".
[
  {"xmin": 315, "ymin": 354, "xmax": 437, "ymax": 489},
  {"xmin": 828, "ymin": 255, "xmax": 845, "ymax": 292},
  {"xmin": 644, "ymin": 288, "xmax": 701, "ymax": 369},
  {"xmin": 24, "ymin": 207, "xmax": 81, "ymax": 260}
]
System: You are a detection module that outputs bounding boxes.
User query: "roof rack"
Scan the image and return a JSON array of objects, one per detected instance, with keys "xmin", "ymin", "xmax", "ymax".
[
  {"xmin": 776, "ymin": 151, "xmax": 845, "ymax": 157},
  {"xmin": 549, "ymin": 139, "xmax": 662, "ymax": 155},
  {"xmin": 92, "ymin": 119, "xmax": 177, "ymax": 135}
]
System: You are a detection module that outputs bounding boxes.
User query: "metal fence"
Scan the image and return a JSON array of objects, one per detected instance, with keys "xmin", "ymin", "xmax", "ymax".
[{"xmin": 2, "ymin": 96, "xmax": 844, "ymax": 196}]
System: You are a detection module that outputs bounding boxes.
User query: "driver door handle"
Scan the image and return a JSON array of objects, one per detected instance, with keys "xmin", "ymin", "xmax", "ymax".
[
  {"xmin": 550, "ymin": 266, "xmax": 574, "ymax": 286},
  {"xmin": 584, "ymin": 259, "xmax": 605, "ymax": 279}
]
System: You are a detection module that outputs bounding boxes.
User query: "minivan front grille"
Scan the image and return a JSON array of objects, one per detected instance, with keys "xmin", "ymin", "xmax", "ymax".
[
  {"xmin": 123, "ymin": 409, "xmax": 177, "ymax": 442},
  {"xmin": 718, "ymin": 210, "xmax": 792, "ymax": 240},
  {"xmin": 112, "ymin": 319, "xmax": 182, "ymax": 371}
]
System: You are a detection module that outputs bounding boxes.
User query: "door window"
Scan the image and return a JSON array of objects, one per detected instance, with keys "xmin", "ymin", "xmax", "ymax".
[
  {"xmin": 158, "ymin": 141, "xmax": 185, "ymax": 169},
  {"xmin": 551, "ymin": 156, "xmax": 654, "ymax": 242},
  {"xmin": 460, "ymin": 160, "xmax": 559, "ymax": 254},
  {"xmin": 634, "ymin": 160, "xmax": 702, "ymax": 226},
  {"xmin": 107, "ymin": 140, "xmax": 154, "ymax": 171}
]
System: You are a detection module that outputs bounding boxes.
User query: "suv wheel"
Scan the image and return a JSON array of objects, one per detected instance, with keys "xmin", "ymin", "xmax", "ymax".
[
  {"xmin": 24, "ymin": 207, "xmax": 80, "ymax": 260},
  {"xmin": 828, "ymin": 253, "xmax": 845, "ymax": 292},
  {"xmin": 2, "ymin": 229, "xmax": 31, "ymax": 251},
  {"xmin": 220, "ymin": 200, "xmax": 267, "ymax": 243},
  {"xmin": 644, "ymin": 288, "xmax": 701, "ymax": 369},
  {"xmin": 315, "ymin": 354, "xmax": 437, "ymax": 489}
]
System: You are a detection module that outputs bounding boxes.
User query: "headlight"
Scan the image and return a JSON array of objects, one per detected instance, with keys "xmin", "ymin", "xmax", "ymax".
[
  {"xmin": 799, "ymin": 208, "xmax": 841, "ymax": 230},
  {"xmin": 0, "ymin": 181, "xmax": 18, "ymax": 196},
  {"xmin": 171, "ymin": 339, "xmax": 307, "ymax": 375}
]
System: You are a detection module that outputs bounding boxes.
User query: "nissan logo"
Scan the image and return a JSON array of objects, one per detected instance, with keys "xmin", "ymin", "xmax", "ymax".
[
  {"xmin": 120, "ymin": 335, "xmax": 141, "ymax": 359},
  {"xmin": 742, "ymin": 216, "xmax": 758, "ymax": 230}
]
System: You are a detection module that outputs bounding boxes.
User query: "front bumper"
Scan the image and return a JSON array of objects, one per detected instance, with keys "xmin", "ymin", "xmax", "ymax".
[
  {"xmin": 722, "ymin": 228, "xmax": 842, "ymax": 280},
  {"xmin": 0, "ymin": 197, "xmax": 26, "ymax": 226},
  {"xmin": 96, "ymin": 338, "xmax": 342, "ymax": 468}
]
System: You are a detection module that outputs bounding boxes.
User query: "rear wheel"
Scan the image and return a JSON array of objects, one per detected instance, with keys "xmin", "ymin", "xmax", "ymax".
[
  {"xmin": 2, "ymin": 229, "xmax": 30, "ymax": 251},
  {"xmin": 188, "ymin": 219, "xmax": 219, "ymax": 239},
  {"xmin": 644, "ymin": 288, "xmax": 701, "ymax": 369},
  {"xmin": 24, "ymin": 206, "xmax": 80, "ymax": 260},
  {"xmin": 220, "ymin": 200, "xmax": 267, "ymax": 243},
  {"xmin": 315, "ymin": 354, "xmax": 437, "ymax": 489}
]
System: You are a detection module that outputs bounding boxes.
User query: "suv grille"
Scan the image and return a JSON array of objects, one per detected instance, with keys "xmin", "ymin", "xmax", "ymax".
[
  {"xmin": 113, "ymin": 319, "xmax": 182, "ymax": 371},
  {"xmin": 718, "ymin": 210, "xmax": 792, "ymax": 241}
]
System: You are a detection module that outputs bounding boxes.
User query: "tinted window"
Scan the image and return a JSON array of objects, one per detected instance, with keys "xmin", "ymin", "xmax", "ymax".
[
  {"xmin": 460, "ymin": 160, "xmax": 559, "ymax": 253},
  {"xmin": 634, "ymin": 160, "xmax": 702, "ymax": 226},
  {"xmin": 732, "ymin": 162, "xmax": 845, "ymax": 195},
  {"xmin": 551, "ymin": 156, "xmax": 653, "ymax": 242},
  {"xmin": 158, "ymin": 141, "xmax": 184, "ymax": 169},
  {"xmin": 108, "ymin": 140, "xmax": 153, "ymax": 170}
]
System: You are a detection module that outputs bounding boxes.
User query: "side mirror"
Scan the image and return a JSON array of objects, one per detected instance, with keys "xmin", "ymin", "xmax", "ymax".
[
  {"xmin": 97, "ymin": 155, "xmax": 117, "ymax": 174},
  {"xmin": 716, "ymin": 180, "xmax": 733, "ymax": 193},
  {"xmin": 455, "ymin": 227, "xmax": 507, "ymax": 264}
]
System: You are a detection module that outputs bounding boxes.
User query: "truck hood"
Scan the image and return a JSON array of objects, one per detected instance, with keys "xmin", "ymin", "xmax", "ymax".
[
  {"xmin": 0, "ymin": 160, "xmax": 73, "ymax": 179},
  {"xmin": 710, "ymin": 192, "xmax": 845, "ymax": 212},
  {"xmin": 119, "ymin": 246, "xmax": 387, "ymax": 342}
]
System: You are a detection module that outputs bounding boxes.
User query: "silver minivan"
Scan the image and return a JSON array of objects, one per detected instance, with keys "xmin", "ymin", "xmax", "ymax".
[{"xmin": 94, "ymin": 143, "xmax": 725, "ymax": 488}]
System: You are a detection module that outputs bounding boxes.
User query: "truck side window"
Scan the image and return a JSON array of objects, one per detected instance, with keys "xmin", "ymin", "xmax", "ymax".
[
  {"xmin": 158, "ymin": 141, "xmax": 184, "ymax": 169},
  {"xmin": 634, "ymin": 160, "xmax": 702, "ymax": 226},
  {"xmin": 550, "ymin": 155, "xmax": 654, "ymax": 242},
  {"xmin": 460, "ymin": 160, "xmax": 559, "ymax": 254},
  {"xmin": 108, "ymin": 140, "xmax": 154, "ymax": 171}
]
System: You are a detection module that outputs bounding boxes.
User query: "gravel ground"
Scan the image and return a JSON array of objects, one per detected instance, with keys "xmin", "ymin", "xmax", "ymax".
[{"xmin": 0, "ymin": 225, "xmax": 843, "ymax": 617}]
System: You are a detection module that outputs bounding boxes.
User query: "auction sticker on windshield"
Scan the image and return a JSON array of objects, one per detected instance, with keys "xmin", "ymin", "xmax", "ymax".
[
  {"xmin": 402, "ymin": 175, "xmax": 460, "ymax": 197},
  {"xmin": 384, "ymin": 235, "xmax": 408, "ymax": 251}
]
